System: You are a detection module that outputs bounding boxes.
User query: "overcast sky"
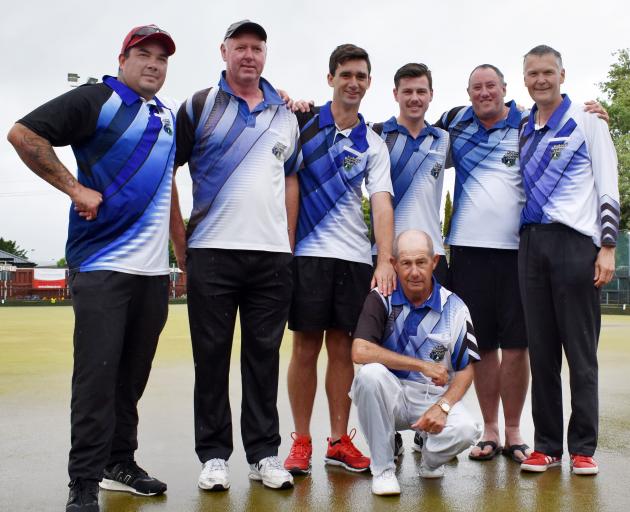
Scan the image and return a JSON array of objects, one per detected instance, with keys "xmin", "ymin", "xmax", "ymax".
[{"xmin": 1, "ymin": 0, "xmax": 627, "ymax": 264}]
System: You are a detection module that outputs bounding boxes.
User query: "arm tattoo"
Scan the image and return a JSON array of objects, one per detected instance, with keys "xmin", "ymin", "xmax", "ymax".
[{"xmin": 16, "ymin": 130, "xmax": 78, "ymax": 194}]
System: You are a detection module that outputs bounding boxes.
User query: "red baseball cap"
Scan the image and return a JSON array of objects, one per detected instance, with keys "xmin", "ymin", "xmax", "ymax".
[{"xmin": 120, "ymin": 24, "xmax": 176, "ymax": 56}]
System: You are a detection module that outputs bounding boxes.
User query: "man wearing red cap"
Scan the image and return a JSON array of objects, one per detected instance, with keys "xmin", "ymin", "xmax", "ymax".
[{"xmin": 8, "ymin": 24, "xmax": 176, "ymax": 512}]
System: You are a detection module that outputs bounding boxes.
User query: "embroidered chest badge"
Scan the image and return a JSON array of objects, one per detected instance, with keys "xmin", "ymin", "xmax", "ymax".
[
  {"xmin": 431, "ymin": 162, "xmax": 443, "ymax": 179},
  {"xmin": 272, "ymin": 142, "xmax": 288, "ymax": 160},
  {"xmin": 501, "ymin": 150, "xmax": 518, "ymax": 167},
  {"xmin": 343, "ymin": 155, "xmax": 361, "ymax": 171},
  {"xmin": 162, "ymin": 117, "xmax": 173, "ymax": 135},
  {"xmin": 429, "ymin": 344, "xmax": 447, "ymax": 362},
  {"xmin": 551, "ymin": 143, "xmax": 567, "ymax": 160}
]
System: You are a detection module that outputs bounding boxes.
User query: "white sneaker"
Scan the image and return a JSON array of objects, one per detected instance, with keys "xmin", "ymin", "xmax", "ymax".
[
  {"xmin": 419, "ymin": 461, "xmax": 444, "ymax": 479},
  {"xmin": 372, "ymin": 468, "xmax": 400, "ymax": 496},
  {"xmin": 249, "ymin": 456, "xmax": 294, "ymax": 489},
  {"xmin": 198, "ymin": 458, "xmax": 230, "ymax": 491}
]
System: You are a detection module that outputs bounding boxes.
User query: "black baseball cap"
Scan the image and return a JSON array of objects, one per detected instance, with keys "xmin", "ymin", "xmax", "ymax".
[{"xmin": 224, "ymin": 19, "xmax": 267, "ymax": 41}]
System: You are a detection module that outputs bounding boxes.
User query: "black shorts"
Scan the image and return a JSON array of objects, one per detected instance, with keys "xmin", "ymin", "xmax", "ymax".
[
  {"xmin": 449, "ymin": 246, "xmax": 526, "ymax": 350},
  {"xmin": 289, "ymin": 256, "xmax": 373, "ymax": 334}
]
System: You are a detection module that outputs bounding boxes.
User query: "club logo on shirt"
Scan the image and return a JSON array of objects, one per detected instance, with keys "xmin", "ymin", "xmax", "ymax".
[
  {"xmin": 272, "ymin": 142, "xmax": 287, "ymax": 160},
  {"xmin": 343, "ymin": 155, "xmax": 361, "ymax": 171},
  {"xmin": 501, "ymin": 150, "xmax": 518, "ymax": 167},
  {"xmin": 162, "ymin": 117, "xmax": 173, "ymax": 136},
  {"xmin": 429, "ymin": 344, "xmax": 447, "ymax": 362},
  {"xmin": 551, "ymin": 143, "xmax": 567, "ymax": 160},
  {"xmin": 431, "ymin": 162, "xmax": 443, "ymax": 179}
]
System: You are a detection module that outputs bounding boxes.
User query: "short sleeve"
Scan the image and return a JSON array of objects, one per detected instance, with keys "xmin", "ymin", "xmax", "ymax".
[
  {"xmin": 364, "ymin": 135, "xmax": 393, "ymax": 197},
  {"xmin": 354, "ymin": 289, "xmax": 389, "ymax": 344},
  {"xmin": 17, "ymin": 83, "xmax": 110, "ymax": 147},
  {"xmin": 450, "ymin": 304, "xmax": 480, "ymax": 370}
]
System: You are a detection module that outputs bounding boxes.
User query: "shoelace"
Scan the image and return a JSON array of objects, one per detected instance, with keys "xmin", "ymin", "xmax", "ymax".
[
  {"xmin": 260, "ymin": 456, "xmax": 284, "ymax": 471},
  {"xmin": 289, "ymin": 434, "xmax": 311, "ymax": 458},
  {"xmin": 375, "ymin": 468, "xmax": 395, "ymax": 481},
  {"xmin": 339, "ymin": 428, "xmax": 363, "ymax": 457},
  {"xmin": 125, "ymin": 461, "xmax": 148, "ymax": 477},
  {"xmin": 204, "ymin": 458, "xmax": 227, "ymax": 472}
]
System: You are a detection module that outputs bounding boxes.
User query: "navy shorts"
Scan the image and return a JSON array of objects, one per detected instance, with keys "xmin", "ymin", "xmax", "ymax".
[
  {"xmin": 449, "ymin": 246, "xmax": 527, "ymax": 350},
  {"xmin": 289, "ymin": 256, "xmax": 373, "ymax": 334}
]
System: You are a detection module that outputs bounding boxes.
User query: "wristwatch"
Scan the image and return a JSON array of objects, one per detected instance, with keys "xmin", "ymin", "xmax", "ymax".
[{"xmin": 436, "ymin": 398, "xmax": 451, "ymax": 415}]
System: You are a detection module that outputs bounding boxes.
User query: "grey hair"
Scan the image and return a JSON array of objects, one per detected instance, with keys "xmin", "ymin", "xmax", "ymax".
[{"xmin": 523, "ymin": 45, "xmax": 563, "ymax": 70}]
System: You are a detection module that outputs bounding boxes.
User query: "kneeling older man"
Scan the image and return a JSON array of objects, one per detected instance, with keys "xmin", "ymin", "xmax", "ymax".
[{"xmin": 350, "ymin": 229, "xmax": 481, "ymax": 495}]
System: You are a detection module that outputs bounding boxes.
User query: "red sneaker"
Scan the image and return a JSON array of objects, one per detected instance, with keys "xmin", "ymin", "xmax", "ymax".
[
  {"xmin": 324, "ymin": 428, "xmax": 370, "ymax": 472},
  {"xmin": 570, "ymin": 454, "xmax": 599, "ymax": 475},
  {"xmin": 283, "ymin": 433, "xmax": 312, "ymax": 475},
  {"xmin": 521, "ymin": 451, "xmax": 562, "ymax": 472}
]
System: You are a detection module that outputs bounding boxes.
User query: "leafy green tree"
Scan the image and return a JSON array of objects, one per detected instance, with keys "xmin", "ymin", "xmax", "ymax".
[
  {"xmin": 0, "ymin": 238, "xmax": 28, "ymax": 258},
  {"xmin": 599, "ymin": 49, "xmax": 630, "ymax": 230},
  {"xmin": 169, "ymin": 218, "xmax": 189, "ymax": 266},
  {"xmin": 56, "ymin": 257, "xmax": 67, "ymax": 268},
  {"xmin": 362, "ymin": 195, "xmax": 372, "ymax": 238},
  {"xmin": 443, "ymin": 190, "xmax": 453, "ymax": 238}
]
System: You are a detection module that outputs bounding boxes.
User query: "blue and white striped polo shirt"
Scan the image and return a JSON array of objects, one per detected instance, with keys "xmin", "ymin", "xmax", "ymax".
[
  {"xmin": 438, "ymin": 101, "xmax": 526, "ymax": 249},
  {"xmin": 295, "ymin": 102, "xmax": 393, "ymax": 265},
  {"xmin": 354, "ymin": 278, "xmax": 479, "ymax": 390},
  {"xmin": 19, "ymin": 75, "xmax": 176, "ymax": 274},
  {"xmin": 520, "ymin": 95, "xmax": 620, "ymax": 247},
  {"xmin": 372, "ymin": 117, "xmax": 449, "ymax": 256},
  {"xmin": 175, "ymin": 73, "xmax": 302, "ymax": 253}
]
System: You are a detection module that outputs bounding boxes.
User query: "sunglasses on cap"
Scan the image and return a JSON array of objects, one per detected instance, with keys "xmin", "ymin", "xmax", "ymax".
[{"xmin": 132, "ymin": 26, "xmax": 171, "ymax": 38}]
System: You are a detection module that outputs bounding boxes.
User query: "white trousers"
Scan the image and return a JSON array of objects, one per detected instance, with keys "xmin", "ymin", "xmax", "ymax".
[{"xmin": 350, "ymin": 363, "xmax": 481, "ymax": 476}]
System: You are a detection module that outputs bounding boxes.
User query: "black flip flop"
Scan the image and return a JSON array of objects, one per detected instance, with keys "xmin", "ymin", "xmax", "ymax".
[
  {"xmin": 502, "ymin": 444, "xmax": 530, "ymax": 463},
  {"xmin": 468, "ymin": 440, "xmax": 502, "ymax": 461}
]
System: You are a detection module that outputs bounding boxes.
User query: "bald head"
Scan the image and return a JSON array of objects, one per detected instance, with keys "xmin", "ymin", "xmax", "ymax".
[
  {"xmin": 391, "ymin": 230, "xmax": 438, "ymax": 305},
  {"xmin": 393, "ymin": 230, "xmax": 434, "ymax": 260}
]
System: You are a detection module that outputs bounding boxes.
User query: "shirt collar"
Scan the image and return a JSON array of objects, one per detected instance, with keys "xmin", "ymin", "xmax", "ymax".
[
  {"xmin": 382, "ymin": 116, "xmax": 443, "ymax": 140},
  {"xmin": 218, "ymin": 71, "xmax": 284, "ymax": 106},
  {"xmin": 390, "ymin": 276, "xmax": 442, "ymax": 312},
  {"xmin": 318, "ymin": 101, "xmax": 368, "ymax": 152},
  {"xmin": 102, "ymin": 75, "xmax": 166, "ymax": 109},
  {"xmin": 523, "ymin": 94, "xmax": 572, "ymax": 136},
  {"xmin": 462, "ymin": 100, "xmax": 521, "ymax": 130}
]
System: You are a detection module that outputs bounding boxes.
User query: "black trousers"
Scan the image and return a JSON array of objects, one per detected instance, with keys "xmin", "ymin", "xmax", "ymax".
[
  {"xmin": 68, "ymin": 271, "xmax": 169, "ymax": 480},
  {"xmin": 187, "ymin": 249, "xmax": 293, "ymax": 464},
  {"xmin": 518, "ymin": 224, "xmax": 600, "ymax": 457}
]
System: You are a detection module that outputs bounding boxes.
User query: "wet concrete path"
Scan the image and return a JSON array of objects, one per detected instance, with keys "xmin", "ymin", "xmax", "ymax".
[{"xmin": 1, "ymin": 306, "xmax": 629, "ymax": 511}]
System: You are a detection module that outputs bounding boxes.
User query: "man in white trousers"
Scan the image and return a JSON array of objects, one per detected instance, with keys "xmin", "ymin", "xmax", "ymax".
[{"xmin": 350, "ymin": 230, "xmax": 481, "ymax": 495}]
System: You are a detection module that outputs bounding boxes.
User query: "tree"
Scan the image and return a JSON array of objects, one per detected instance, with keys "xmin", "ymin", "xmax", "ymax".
[
  {"xmin": 599, "ymin": 49, "xmax": 630, "ymax": 230},
  {"xmin": 361, "ymin": 195, "xmax": 372, "ymax": 238},
  {"xmin": 56, "ymin": 257, "xmax": 67, "ymax": 268},
  {"xmin": 0, "ymin": 238, "xmax": 28, "ymax": 258},
  {"xmin": 443, "ymin": 191, "xmax": 453, "ymax": 238},
  {"xmin": 169, "ymin": 218, "xmax": 189, "ymax": 266}
]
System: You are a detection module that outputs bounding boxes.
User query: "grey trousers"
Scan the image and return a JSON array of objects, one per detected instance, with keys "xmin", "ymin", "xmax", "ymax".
[{"xmin": 350, "ymin": 363, "xmax": 481, "ymax": 476}]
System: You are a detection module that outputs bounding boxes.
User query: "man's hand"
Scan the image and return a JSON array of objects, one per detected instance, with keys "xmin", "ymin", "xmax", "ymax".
[
  {"xmin": 71, "ymin": 184, "xmax": 103, "ymax": 221},
  {"xmin": 594, "ymin": 246, "xmax": 615, "ymax": 287},
  {"xmin": 290, "ymin": 99, "xmax": 314, "ymax": 113},
  {"xmin": 419, "ymin": 362, "xmax": 449, "ymax": 387},
  {"xmin": 584, "ymin": 100, "xmax": 609, "ymax": 124},
  {"xmin": 411, "ymin": 403, "xmax": 447, "ymax": 434},
  {"xmin": 371, "ymin": 260, "xmax": 396, "ymax": 296}
]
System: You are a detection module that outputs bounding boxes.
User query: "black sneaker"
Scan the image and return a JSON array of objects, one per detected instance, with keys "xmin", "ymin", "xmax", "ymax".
[
  {"xmin": 100, "ymin": 461, "xmax": 167, "ymax": 496},
  {"xmin": 67, "ymin": 479, "xmax": 99, "ymax": 512},
  {"xmin": 394, "ymin": 432, "xmax": 404, "ymax": 461},
  {"xmin": 412, "ymin": 431, "xmax": 424, "ymax": 453}
]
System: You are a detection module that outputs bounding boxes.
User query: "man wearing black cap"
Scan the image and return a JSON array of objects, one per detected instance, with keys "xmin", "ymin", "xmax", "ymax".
[
  {"xmin": 171, "ymin": 20, "xmax": 300, "ymax": 491},
  {"xmin": 8, "ymin": 24, "xmax": 176, "ymax": 511}
]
